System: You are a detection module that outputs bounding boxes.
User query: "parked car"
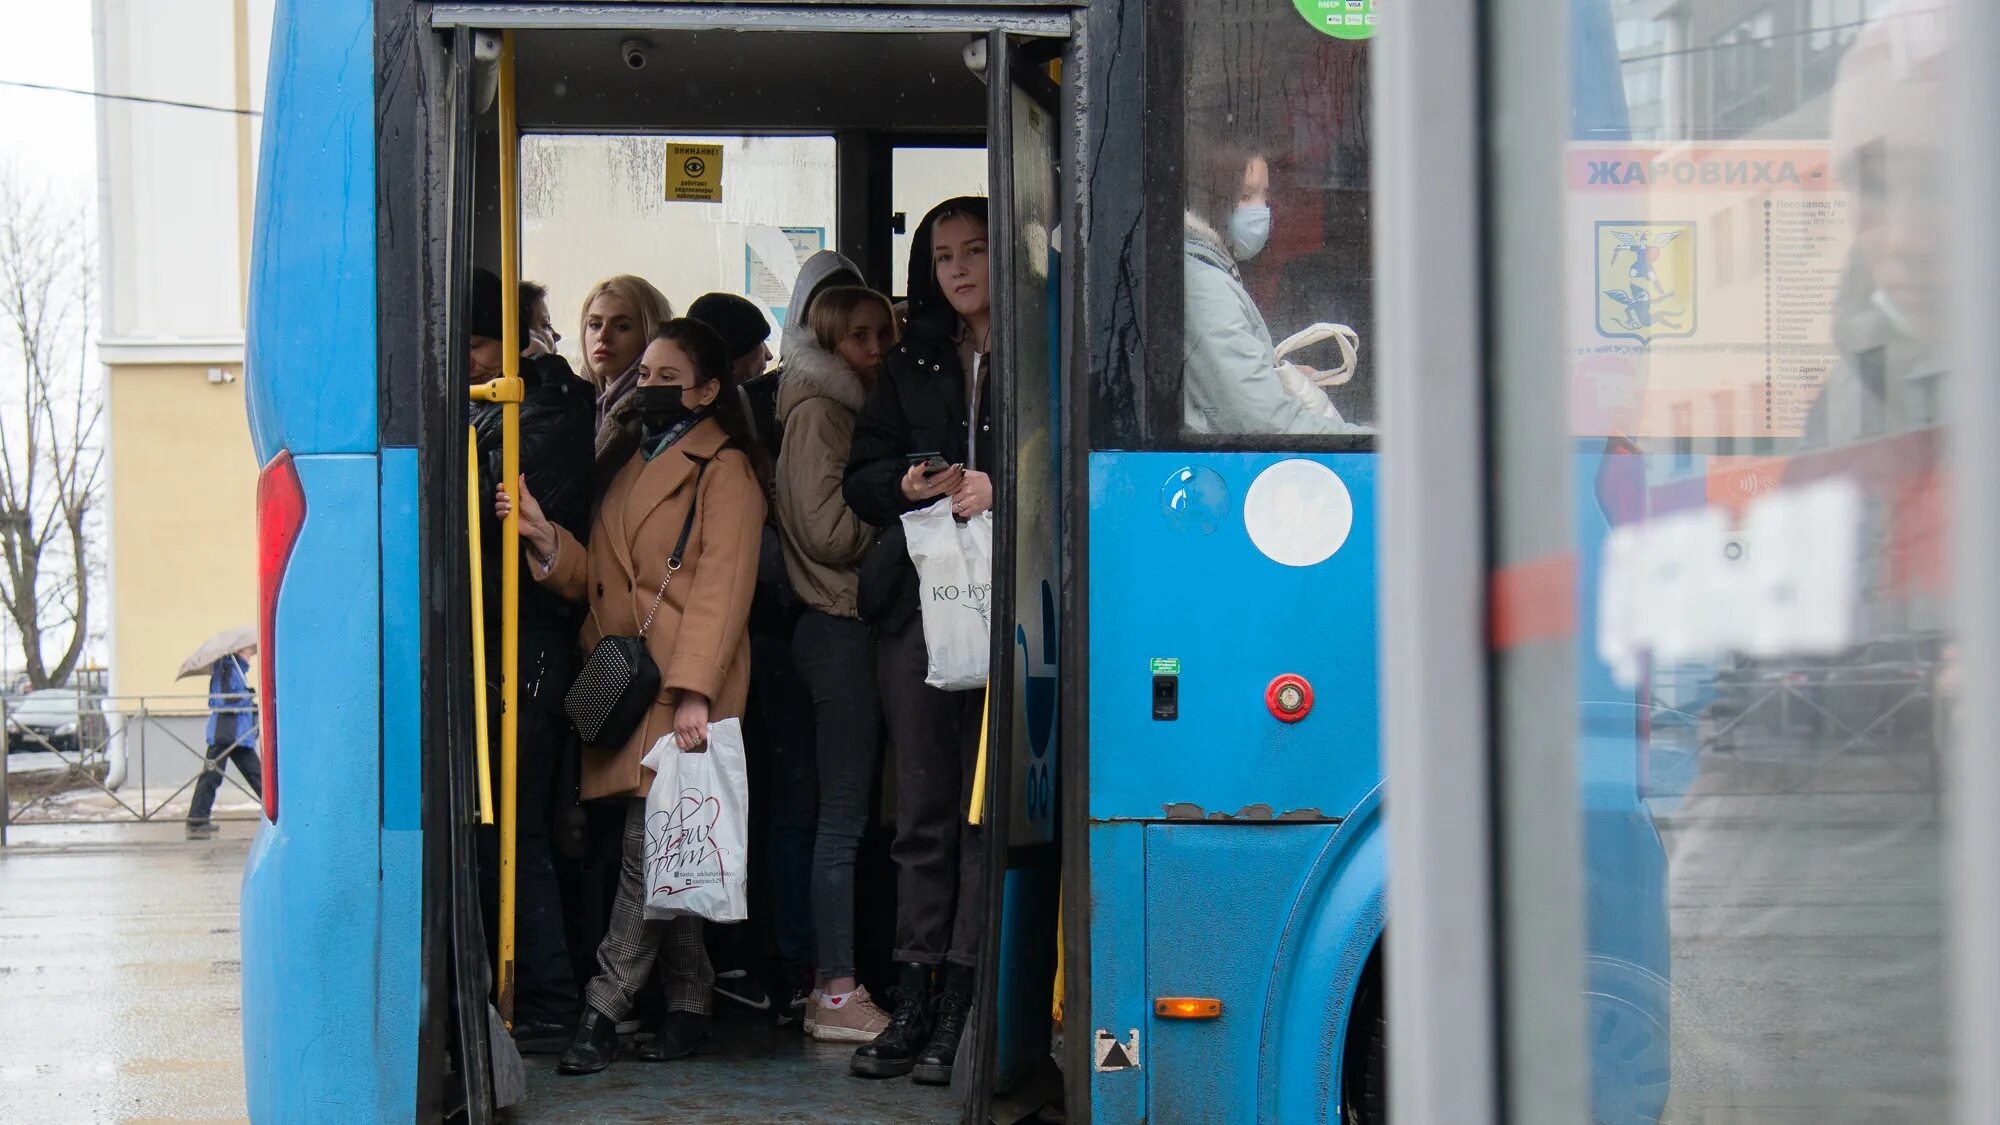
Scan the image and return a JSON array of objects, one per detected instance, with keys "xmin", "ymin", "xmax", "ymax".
[{"xmin": 5, "ymin": 689, "xmax": 109, "ymax": 756}]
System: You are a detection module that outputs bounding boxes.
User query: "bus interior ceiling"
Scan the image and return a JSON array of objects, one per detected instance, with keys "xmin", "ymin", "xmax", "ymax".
[
  {"xmin": 469, "ymin": 29, "xmax": 991, "ymax": 292},
  {"xmin": 458, "ymin": 24, "xmax": 999, "ymax": 1125}
]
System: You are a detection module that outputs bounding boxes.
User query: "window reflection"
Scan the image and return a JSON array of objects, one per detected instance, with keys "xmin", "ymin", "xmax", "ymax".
[
  {"xmin": 1576, "ymin": 0, "xmax": 1952, "ymax": 1117},
  {"xmin": 1180, "ymin": 0, "xmax": 1376, "ymax": 439}
]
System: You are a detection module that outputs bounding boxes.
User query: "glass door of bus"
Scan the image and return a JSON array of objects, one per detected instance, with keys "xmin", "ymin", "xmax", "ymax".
[{"xmin": 972, "ymin": 28, "xmax": 1066, "ymax": 1117}]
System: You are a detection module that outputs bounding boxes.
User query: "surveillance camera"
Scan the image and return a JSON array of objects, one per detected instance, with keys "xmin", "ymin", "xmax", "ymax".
[
  {"xmin": 621, "ymin": 38, "xmax": 654, "ymax": 71},
  {"xmin": 472, "ymin": 31, "xmax": 502, "ymax": 64},
  {"xmin": 962, "ymin": 38, "xmax": 987, "ymax": 78}
]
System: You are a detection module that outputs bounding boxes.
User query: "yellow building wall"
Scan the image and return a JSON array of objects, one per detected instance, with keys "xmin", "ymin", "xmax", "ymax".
[{"xmin": 107, "ymin": 363, "xmax": 259, "ymax": 702}]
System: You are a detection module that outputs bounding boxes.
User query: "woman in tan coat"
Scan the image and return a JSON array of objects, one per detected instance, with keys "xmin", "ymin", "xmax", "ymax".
[
  {"xmin": 500, "ymin": 317, "xmax": 766, "ymax": 1075},
  {"xmin": 774, "ymin": 286, "xmax": 897, "ymax": 1045}
]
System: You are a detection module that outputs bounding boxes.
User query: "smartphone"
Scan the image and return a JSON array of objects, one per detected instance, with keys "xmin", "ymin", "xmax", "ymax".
[{"xmin": 907, "ymin": 451, "xmax": 950, "ymax": 476}]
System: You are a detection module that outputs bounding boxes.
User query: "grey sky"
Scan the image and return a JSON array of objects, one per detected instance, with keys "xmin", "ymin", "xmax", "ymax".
[{"xmin": 0, "ymin": 1, "xmax": 98, "ymax": 199}]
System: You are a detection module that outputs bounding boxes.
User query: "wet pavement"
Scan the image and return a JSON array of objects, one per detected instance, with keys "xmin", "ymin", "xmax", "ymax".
[{"xmin": 0, "ymin": 820, "xmax": 251, "ymax": 1124}]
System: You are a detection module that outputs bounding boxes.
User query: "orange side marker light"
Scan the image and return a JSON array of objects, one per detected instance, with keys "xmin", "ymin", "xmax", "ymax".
[{"xmin": 1154, "ymin": 997, "xmax": 1222, "ymax": 1020}]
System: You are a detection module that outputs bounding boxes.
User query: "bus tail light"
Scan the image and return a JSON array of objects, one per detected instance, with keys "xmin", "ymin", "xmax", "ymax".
[{"xmin": 257, "ymin": 451, "xmax": 306, "ymax": 823}]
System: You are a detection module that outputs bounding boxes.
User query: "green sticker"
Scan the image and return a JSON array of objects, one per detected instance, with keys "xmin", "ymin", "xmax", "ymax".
[
  {"xmin": 1150, "ymin": 657, "xmax": 1182, "ymax": 676},
  {"xmin": 1293, "ymin": 0, "xmax": 1378, "ymax": 39}
]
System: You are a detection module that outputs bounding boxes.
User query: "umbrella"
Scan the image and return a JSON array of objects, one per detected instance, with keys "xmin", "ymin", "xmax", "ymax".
[{"xmin": 176, "ymin": 625, "xmax": 258, "ymax": 680}]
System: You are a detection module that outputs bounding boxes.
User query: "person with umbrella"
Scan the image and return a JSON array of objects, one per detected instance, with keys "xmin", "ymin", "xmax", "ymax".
[{"xmin": 180, "ymin": 626, "xmax": 261, "ymax": 840}]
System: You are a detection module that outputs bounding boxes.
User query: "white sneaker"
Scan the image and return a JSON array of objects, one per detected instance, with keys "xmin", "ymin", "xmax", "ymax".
[
  {"xmin": 808, "ymin": 986, "xmax": 891, "ymax": 1043},
  {"xmin": 801, "ymin": 989, "xmax": 824, "ymax": 1036}
]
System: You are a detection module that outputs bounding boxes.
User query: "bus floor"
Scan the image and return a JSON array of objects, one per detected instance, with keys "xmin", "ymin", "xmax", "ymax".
[{"xmin": 510, "ymin": 1006, "xmax": 958, "ymax": 1123}]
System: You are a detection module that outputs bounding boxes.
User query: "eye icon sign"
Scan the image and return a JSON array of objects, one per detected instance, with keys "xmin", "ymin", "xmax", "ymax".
[{"xmin": 683, "ymin": 155, "xmax": 706, "ymax": 178}]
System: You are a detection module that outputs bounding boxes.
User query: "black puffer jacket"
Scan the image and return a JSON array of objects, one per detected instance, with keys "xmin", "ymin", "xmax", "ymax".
[
  {"xmin": 843, "ymin": 311, "xmax": 995, "ymax": 632},
  {"xmin": 472, "ymin": 353, "xmax": 596, "ymax": 639}
]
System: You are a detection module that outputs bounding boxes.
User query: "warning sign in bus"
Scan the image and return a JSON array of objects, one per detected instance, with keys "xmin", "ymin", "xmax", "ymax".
[{"xmin": 664, "ymin": 142, "xmax": 724, "ymax": 203}]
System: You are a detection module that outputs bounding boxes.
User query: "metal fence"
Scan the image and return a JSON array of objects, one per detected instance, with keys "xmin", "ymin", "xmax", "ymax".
[{"xmin": 1, "ymin": 692, "xmax": 263, "ymax": 844}]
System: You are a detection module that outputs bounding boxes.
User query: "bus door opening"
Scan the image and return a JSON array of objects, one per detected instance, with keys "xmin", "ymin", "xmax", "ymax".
[{"xmin": 433, "ymin": 16, "xmax": 1073, "ymax": 1125}]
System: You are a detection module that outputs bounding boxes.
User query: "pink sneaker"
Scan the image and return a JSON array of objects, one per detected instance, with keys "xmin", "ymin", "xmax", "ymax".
[{"xmin": 808, "ymin": 986, "xmax": 891, "ymax": 1043}]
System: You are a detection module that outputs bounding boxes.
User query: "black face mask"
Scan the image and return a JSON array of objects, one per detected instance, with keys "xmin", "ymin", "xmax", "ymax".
[{"xmin": 634, "ymin": 384, "xmax": 693, "ymax": 433}]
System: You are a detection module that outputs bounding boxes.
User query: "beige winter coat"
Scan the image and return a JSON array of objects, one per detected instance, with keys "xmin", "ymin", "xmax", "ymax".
[
  {"xmin": 774, "ymin": 331, "xmax": 878, "ymax": 618},
  {"xmin": 536, "ymin": 416, "xmax": 764, "ymax": 799}
]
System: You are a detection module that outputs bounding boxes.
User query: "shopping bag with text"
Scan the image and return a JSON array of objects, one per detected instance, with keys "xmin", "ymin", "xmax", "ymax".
[
  {"xmin": 901, "ymin": 498, "xmax": 994, "ymax": 690},
  {"xmin": 639, "ymin": 716, "xmax": 749, "ymax": 923}
]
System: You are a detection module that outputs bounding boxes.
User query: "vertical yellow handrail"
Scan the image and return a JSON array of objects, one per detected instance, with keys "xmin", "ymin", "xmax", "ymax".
[
  {"xmin": 495, "ymin": 27, "xmax": 523, "ymax": 1030},
  {"xmin": 462, "ymin": 27, "xmax": 525, "ymax": 1028},
  {"xmin": 467, "ymin": 428, "xmax": 494, "ymax": 826},
  {"xmin": 967, "ymin": 685, "xmax": 991, "ymax": 826}
]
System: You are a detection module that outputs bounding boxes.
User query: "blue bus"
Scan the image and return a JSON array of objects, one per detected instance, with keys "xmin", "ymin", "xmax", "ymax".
[{"xmin": 240, "ymin": 1, "xmax": 1666, "ymax": 1121}]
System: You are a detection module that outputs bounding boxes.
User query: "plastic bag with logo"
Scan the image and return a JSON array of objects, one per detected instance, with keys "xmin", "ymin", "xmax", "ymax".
[
  {"xmin": 639, "ymin": 716, "xmax": 749, "ymax": 923},
  {"xmin": 900, "ymin": 497, "xmax": 994, "ymax": 691}
]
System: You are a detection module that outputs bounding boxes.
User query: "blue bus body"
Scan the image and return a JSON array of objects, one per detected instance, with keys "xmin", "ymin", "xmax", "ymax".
[
  {"xmin": 237, "ymin": 1, "xmax": 1670, "ymax": 1121},
  {"xmin": 240, "ymin": 1, "xmax": 424, "ymax": 1118}
]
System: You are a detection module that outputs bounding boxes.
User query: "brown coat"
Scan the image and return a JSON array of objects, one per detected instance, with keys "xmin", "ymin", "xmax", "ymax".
[
  {"xmin": 774, "ymin": 331, "xmax": 877, "ymax": 618},
  {"xmin": 537, "ymin": 416, "xmax": 765, "ymax": 799}
]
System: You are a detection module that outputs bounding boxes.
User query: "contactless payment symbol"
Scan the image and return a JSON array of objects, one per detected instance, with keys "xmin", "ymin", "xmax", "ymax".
[
  {"xmin": 1595, "ymin": 221, "xmax": 1695, "ymax": 343},
  {"xmin": 1293, "ymin": 0, "xmax": 1378, "ymax": 39}
]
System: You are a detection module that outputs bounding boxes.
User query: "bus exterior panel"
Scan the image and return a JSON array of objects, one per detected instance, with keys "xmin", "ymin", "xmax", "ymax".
[
  {"xmin": 1088, "ymin": 449, "xmax": 1383, "ymax": 1120},
  {"xmin": 241, "ymin": 0, "xmax": 423, "ymax": 1120}
]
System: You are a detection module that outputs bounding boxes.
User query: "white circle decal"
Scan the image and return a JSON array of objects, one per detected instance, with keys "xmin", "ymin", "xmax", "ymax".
[{"xmin": 1243, "ymin": 459, "xmax": 1353, "ymax": 567}]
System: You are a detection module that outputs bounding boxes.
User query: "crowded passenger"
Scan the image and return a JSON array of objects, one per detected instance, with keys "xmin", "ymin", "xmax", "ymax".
[
  {"xmin": 1182, "ymin": 143, "xmax": 1368, "ymax": 436},
  {"xmin": 577, "ymin": 274, "xmax": 675, "ymax": 438},
  {"xmin": 728, "ymin": 253, "xmax": 869, "ymax": 1024},
  {"xmin": 499, "ymin": 317, "xmax": 769, "ymax": 1075},
  {"xmin": 682, "ymin": 290, "xmax": 791, "ymax": 1014},
  {"xmin": 467, "ymin": 267, "xmax": 596, "ymax": 1054},
  {"xmin": 843, "ymin": 196, "xmax": 996, "ymax": 1084},
  {"xmin": 774, "ymin": 284, "xmax": 900, "ymax": 1043}
]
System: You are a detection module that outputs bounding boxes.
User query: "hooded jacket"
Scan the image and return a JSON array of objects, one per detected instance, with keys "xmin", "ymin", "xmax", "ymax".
[
  {"xmin": 736, "ymin": 249, "xmax": 863, "ymax": 636},
  {"xmin": 774, "ymin": 330, "xmax": 878, "ymax": 618},
  {"xmin": 741, "ymin": 250, "xmax": 864, "ymax": 464},
  {"xmin": 844, "ymin": 199, "xmax": 995, "ymax": 633},
  {"xmin": 1182, "ymin": 213, "xmax": 1352, "ymax": 437}
]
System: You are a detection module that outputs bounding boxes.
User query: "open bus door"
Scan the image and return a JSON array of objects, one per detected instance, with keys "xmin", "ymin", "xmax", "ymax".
[{"xmin": 969, "ymin": 29, "xmax": 1068, "ymax": 1123}]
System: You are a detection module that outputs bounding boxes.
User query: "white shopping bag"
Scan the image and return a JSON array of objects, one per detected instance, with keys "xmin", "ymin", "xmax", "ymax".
[
  {"xmin": 900, "ymin": 498, "xmax": 994, "ymax": 691},
  {"xmin": 639, "ymin": 716, "xmax": 749, "ymax": 923}
]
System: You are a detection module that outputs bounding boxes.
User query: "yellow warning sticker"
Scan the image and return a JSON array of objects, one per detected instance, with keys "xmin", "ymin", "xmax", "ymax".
[{"xmin": 664, "ymin": 142, "xmax": 724, "ymax": 203}]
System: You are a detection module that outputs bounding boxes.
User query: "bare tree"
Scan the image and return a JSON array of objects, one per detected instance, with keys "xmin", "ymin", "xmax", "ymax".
[{"xmin": 0, "ymin": 167, "xmax": 102, "ymax": 690}]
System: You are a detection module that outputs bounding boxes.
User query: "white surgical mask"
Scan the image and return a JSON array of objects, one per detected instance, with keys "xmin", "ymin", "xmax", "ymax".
[{"xmin": 1229, "ymin": 204, "xmax": 1272, "ymax": 261}]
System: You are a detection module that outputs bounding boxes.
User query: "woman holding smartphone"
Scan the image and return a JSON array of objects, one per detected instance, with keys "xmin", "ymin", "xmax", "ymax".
[{"xmin": 841, "ymin": 196, "xmax": 994, "ymax": 1086}]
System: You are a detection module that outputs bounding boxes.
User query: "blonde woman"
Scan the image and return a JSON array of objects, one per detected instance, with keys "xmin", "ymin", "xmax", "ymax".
[
  {"xmin": 773, "ymin": 285, "xmax": 899, "ymax": 1044},
  {"xmin": 575, "ymin": 274, "xmax": 674, "ymax": 433}
]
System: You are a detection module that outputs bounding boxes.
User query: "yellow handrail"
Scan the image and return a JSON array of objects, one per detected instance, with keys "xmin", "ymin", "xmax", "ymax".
[
  {"xmin": 466, "ymin": 427, "xmax": 493, "ymax": 826},
  {"xmin": 459, "ymin": 26, "xmax": 526, "ymax": 1028},
  {"xmin": 967, "ymin": 684, "xmax": 990, "ymax": 826}
]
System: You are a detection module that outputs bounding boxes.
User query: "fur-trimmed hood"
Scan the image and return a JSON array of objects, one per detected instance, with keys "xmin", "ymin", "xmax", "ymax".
[{"xmin": 775, "ymin": 328, "xmax": 870, "ymax": 425}]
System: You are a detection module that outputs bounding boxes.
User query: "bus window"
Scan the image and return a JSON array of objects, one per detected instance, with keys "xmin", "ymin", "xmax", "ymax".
[
  {"xmin": 1177, "ymin": 0, "xmax": 1376, "ymax": 440},
  {"xmin": 891, "ymin": 145, "xmax": 987, "ymax": 298},
  {"xmin": 521, "ymin": 134, "xmax": 837, "ymax": 364}
]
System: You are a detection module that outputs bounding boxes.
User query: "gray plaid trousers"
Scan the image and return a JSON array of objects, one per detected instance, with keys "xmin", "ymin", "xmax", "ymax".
[{"xmin": 583, "ymin": 797, "xmax": 715, "ymax": 1020}]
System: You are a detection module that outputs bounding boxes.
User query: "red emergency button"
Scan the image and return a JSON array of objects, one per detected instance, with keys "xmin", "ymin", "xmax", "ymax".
[{"xmin": 1266, "ymin": 674, "xmax": 1313, "ymax": 722}]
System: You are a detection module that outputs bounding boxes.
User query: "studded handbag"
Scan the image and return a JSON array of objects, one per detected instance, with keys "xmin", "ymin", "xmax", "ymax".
[{"xmin": 564, "ymin": 458, "xmax": 709, "ymax": 748}]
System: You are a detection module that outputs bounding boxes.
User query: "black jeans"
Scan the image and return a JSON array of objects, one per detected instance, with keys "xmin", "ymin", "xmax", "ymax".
[
  {"xmin": 477, "ymin": 629, "xmax": 582, "ymax": 1027},
  {"xmin": 187, "ymin": 740, "xmax": 262, "ymax": 824},
  {"xmin": 709, "ymin": 629, "xmax": 819, "ymax": 981},
  {"xmin": 877, "ymin": 620, "xmax": 987, "ymax": 969},
  {"xmin": 794, "ymin": 610, "xmax": 883, "ymax": 978}
]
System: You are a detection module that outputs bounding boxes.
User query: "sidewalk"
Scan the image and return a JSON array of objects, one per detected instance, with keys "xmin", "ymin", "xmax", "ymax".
[{"xmin": 0, "ymin": 821, "xmax": 252, "ymax": 1123}]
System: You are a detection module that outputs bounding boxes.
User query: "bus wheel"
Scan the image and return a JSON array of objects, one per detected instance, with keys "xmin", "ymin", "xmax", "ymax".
[{"xmin": 1342, "ymin": 959, "xmax": 1388, "ymax": 1125}]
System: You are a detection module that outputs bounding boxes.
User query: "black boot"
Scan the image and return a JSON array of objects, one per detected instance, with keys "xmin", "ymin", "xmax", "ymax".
[
  {"xmin": 555, "ymin": 1007, "xmax": 620, "ymax": 1076},
  {"xmin": 635, "ymin": 1010, "xmax": 708, "ymax": 1061},
  {"xmin": 912, "ymin": 966, "xmax": 973, "ymax": 1086},
  {"xmin": 851, "ymin": 962, "xmax": 934, "ymax": 1078}
]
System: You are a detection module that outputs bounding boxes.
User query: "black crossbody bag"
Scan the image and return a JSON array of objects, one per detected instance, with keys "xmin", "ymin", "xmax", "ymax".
[{"xmin": 564, "ymin": 457, "xmax": 710, "ymax": 748}]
